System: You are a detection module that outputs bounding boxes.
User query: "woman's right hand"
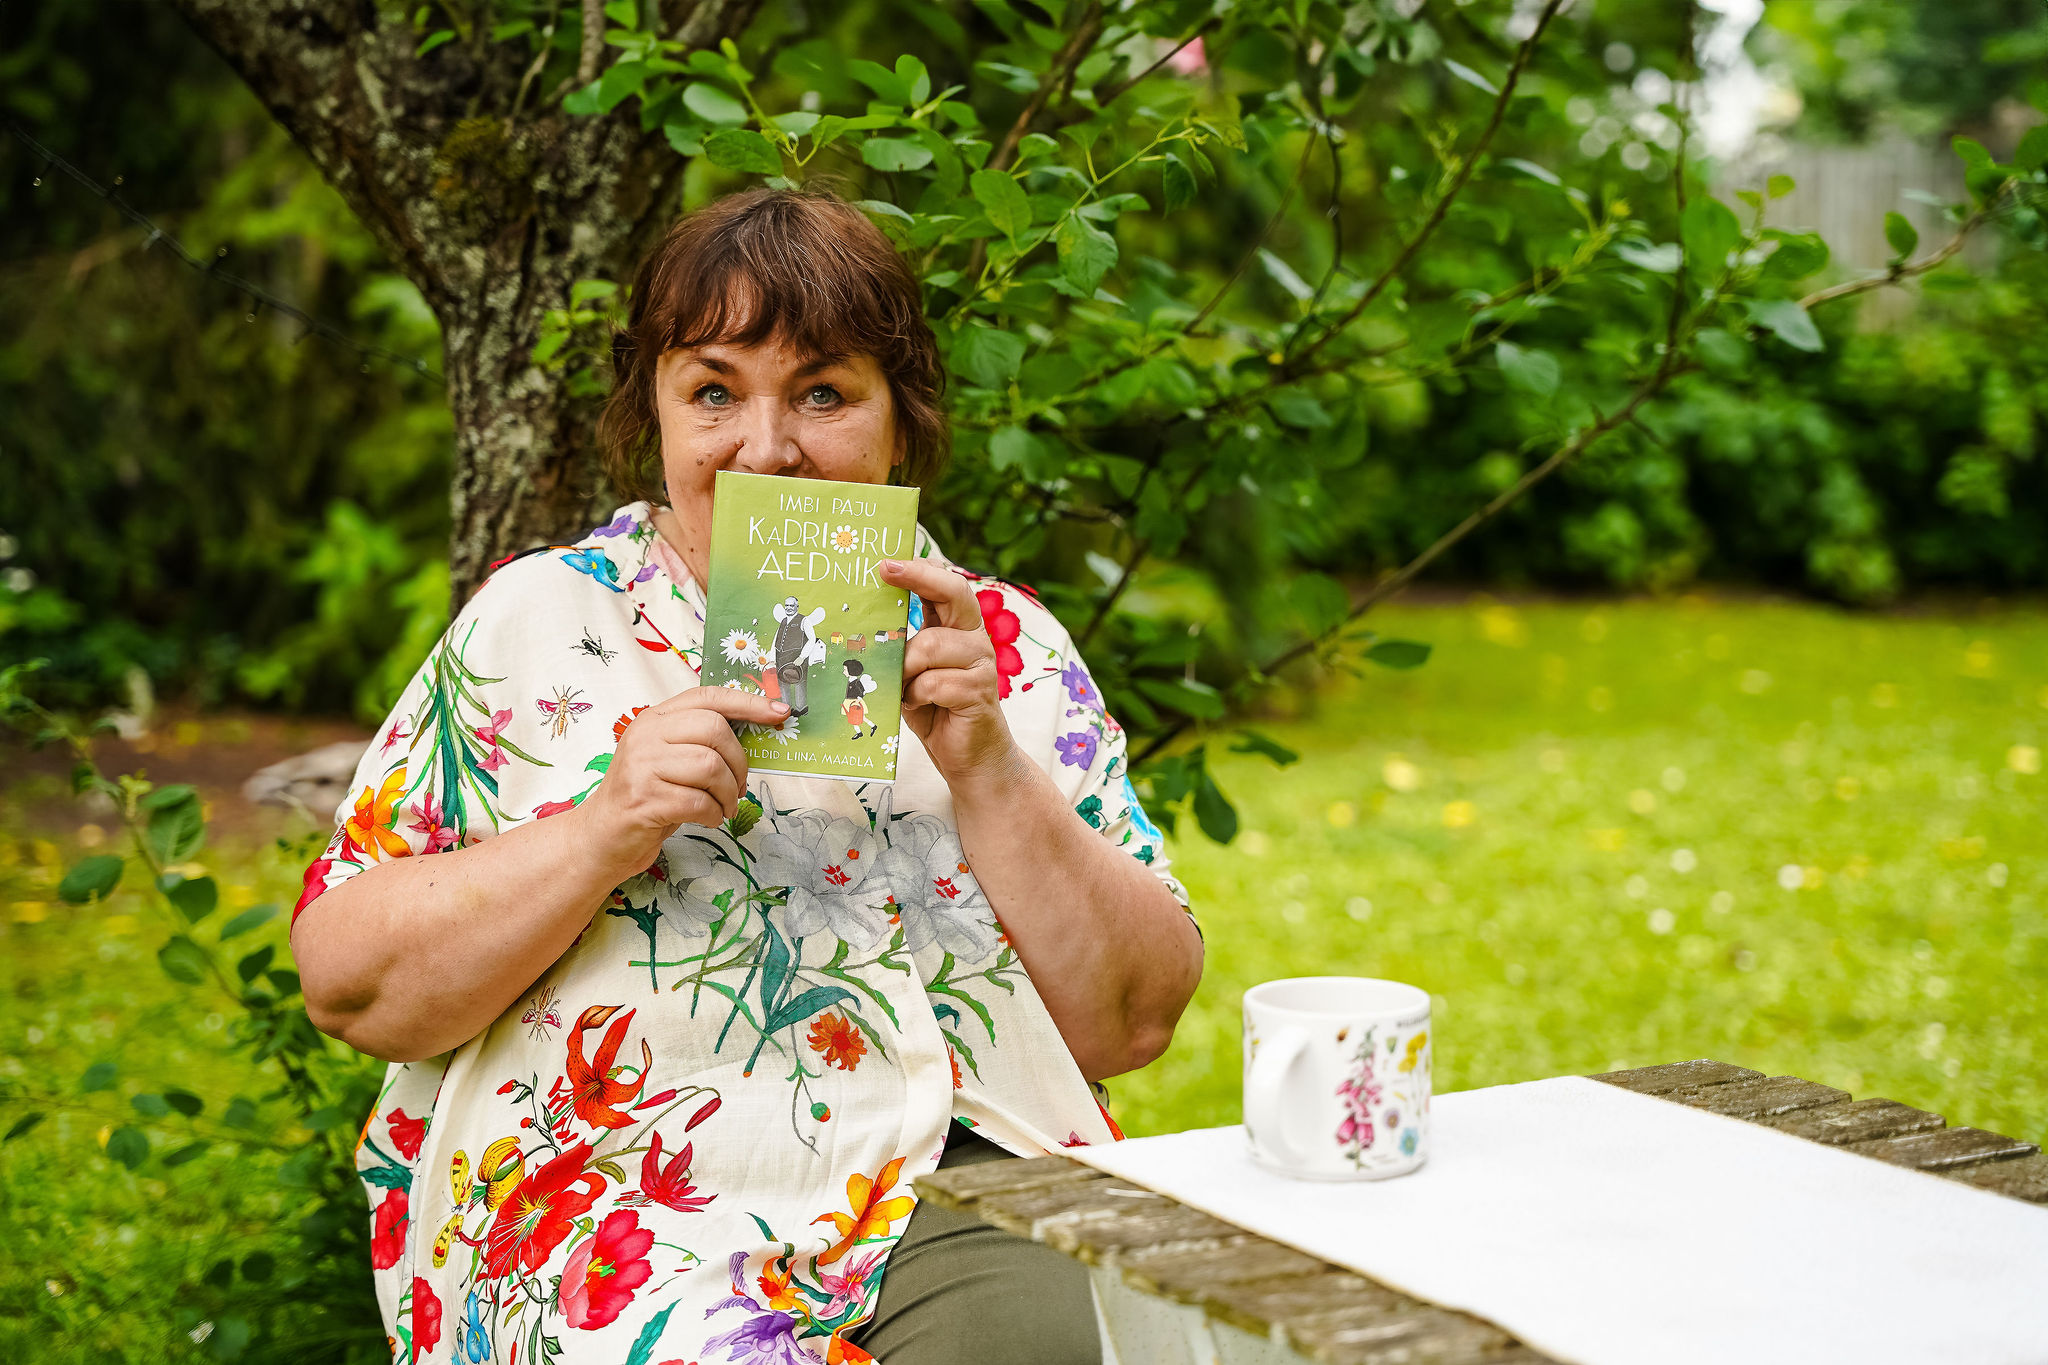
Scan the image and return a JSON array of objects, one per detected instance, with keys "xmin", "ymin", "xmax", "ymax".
[{"xmin": 577, "ymin": 687, "xmax": 789, "ymax": 875}]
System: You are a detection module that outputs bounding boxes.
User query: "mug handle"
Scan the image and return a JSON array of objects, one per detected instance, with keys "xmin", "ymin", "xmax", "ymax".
[{"xmin": 1245, "ymin": 1025, "xmax": 1313, "ymax": 1168}]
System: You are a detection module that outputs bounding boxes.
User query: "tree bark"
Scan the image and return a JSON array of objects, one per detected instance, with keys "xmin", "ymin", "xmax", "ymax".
[{"xmin": 167, "ymin": 0, "xmax": 763, "ymax": 603}]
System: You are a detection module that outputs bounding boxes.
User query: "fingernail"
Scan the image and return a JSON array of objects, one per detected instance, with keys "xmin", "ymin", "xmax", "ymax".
[
  {"xmin": 878, "ymin": 560, "xmax": 900, "ymax": 572},
  {"xmin": 771, "ymin": 701, "xmax": 790, "ymax": 715}
]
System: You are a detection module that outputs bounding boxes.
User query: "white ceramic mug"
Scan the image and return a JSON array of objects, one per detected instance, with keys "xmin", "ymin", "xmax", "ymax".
[{"xmin": 1243, "ymin": 976, "xmax": 1432, "ymax": 1180}]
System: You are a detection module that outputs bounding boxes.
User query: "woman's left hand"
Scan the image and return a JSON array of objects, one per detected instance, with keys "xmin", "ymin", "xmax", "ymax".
[{"xmin": 878, "ymin": 558, "xmax": 1021, "ymax": 788}]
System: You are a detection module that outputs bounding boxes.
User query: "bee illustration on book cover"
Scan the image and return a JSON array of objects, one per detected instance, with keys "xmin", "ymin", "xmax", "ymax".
[{"xmin": 699, "ymin": 470, "xmax": 919, "ymax": 782}]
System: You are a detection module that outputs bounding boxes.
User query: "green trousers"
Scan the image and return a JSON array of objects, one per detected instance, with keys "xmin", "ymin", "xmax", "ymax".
[{"xmin": 840, "ymin": 1123, "xmax": 1102, "ymax": 1363}]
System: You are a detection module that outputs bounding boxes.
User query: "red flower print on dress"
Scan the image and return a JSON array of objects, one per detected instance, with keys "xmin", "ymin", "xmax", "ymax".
[
  {"xmin": 409, "ymin": 1277, "xmax": 441, "ymax": 1361},
  {"xmin": 975, "ymin": 588, "xmax": 1023, "ymax": 698},
  {"xmin": 474, "ymin": 708, "xmax": 513, "ymax": 771},
  {"xmin": 806, "ymin": 1011, "xmax": 867, "ymax": 1072},
  {"xmin": 617, "ymin": 1129, "xmax": 715, "ymax": 1214},
  {"xmin": 293, "ymin": 856, "xmax": 335, "ymax": 921},
  {"xmin": 370, "ymin": 1187, "xmax": 409, "ymax": 1270},
  {"xmin": 565, "ymin": 1005, "xmax": 653, "ymax": 1130},
  {"xmin": 558, "ymin": 1208, "xmax": 654, "ymax": 1330},
  {"xmin": 482, "ymin": 1141, "xmax": 605, "ymax": 1279},
  {"xmin": 387, "ymin": 1108, "xmax": 426, "ymax": 1161},
  {"xmin": 613, "ymin": 705, "xmax": 649, "ymax": 743}
]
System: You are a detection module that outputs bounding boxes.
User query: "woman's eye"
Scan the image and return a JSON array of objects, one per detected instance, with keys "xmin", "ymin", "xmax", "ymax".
[
  {"xmin": 803, "ymin": 384, "xmax": 842, "ymax": 407},
  {"xmin": 694, "ymin": 384, "xmax": 732, "ymax": 407}
]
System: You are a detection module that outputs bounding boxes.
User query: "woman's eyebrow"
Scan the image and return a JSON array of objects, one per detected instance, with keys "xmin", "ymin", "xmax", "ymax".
[{"xmin": 677, "ymin": 353, "xmax": 846, "ymax": 377}]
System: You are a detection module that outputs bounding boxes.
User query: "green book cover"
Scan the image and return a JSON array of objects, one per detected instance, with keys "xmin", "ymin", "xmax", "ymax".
[{"xmin": 700, "ymin": 470, "xmax": 920, "ymax": 783}]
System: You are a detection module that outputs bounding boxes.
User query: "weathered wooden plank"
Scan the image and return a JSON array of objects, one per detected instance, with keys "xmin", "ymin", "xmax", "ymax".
[
  {"xmin": 1588, "ymin": 1058, "xmax": 1763, "ymax": 1094},
  {"xmin": 1755, "ymin": 1097, "xmax": 1947, "ymax": 1146},
  {"xmin": 1948, "ymin": 1151, "xmax": 2048, "ymax": 1203},
  {"xmin": 1118, "ymin": 1234, "xmax": 1331, "ymax": 1294},
  {"xmin": 965, "ymin": 1176, "xmax": 1161, "ymax": 1239},
  {"xmin": 1847, "ymin": 1127, "xmax": 2039, "ymax": 1171},
  {"xmin": 1201, "ymin": 1271, "xmax": 1414, "ymax": 1342},
  {"xmin": 911, "ymin": 1152, "xmax": 1101, "ymax": 1211},
  {"xmin": 1665, "ymin": 1074, "xmax": 1850, "ymax": 1119},
  {"xmin": 1040, "ymin": 1199, "xmax": 1248, "ymax": 1259},
  {"xmin": 1284, "ymin": 1298, "xmax": 1513, "ymax": 1365}
]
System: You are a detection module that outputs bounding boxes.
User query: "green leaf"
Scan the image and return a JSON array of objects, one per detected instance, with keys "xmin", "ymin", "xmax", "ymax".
[
  {"xmin": 58, "ymin": 854, "xmax": 124, "ymax": 903},
  {"xmin": 1229, "ymin": 731, "xmax": 1300, "ymax": 766},
  {"xmin": 860, "ymin": 137, "xmax": 933, "ymax": 172},
  {"xmin": 1269, "ymin": 389, "xmax": 1333, "ymax": 429},
  {"xmin": 161, "ymin": 873, "xmax": 217, "ymax": 923},
  {"xmin": 1162, "ymin": 157, "xmax": 1196, "ymax": 214},
  {"xmin": 222, "ymin": 1097, "xmax": 259, "ymax": 1130},
  {"xmin": 4, "ymin": 1112, "xmax": 44, "ymax": 1142},
  {"xmin": 624, "ymin": 1302, "xmax": 681, "ymax": 1365},
  {"xmin": 1746, "ymin": 297, "xmax": 1824, "ymax": 353},
  {"xmin": 1760, "ymin": 229, "xmax": 1829, "ymax": 281},
  {"xmin": 1953, "ymin": 135, "xmax": 1993, "ymax": 172},
  {"xmin": 240, "ymin": 1251, "xmax": 275, "ymax": 1282},
  {"xmin": 569, "ymin": 279, "xmax": 617, "ymax": 309},
  {"xmin": 1258, "ymin": 249, "xmax": 1314, "ymax": 302},
  {"xmin": 1679, "ymin": 195, "xmax": 1741, "ymax": 270},
  {"xmin": 1496, "ymin": 341, "xmax": 1560, "ymax": 396},
  {"xmin": 682, "ymin": 83, "xmax": 748, "ymax": 126},
  {"xmin": 1613, "ymin": 238, "xmax": 1682, "ymax": 274},
  {"xmin": 968, "ymin": 169, "xmax": 1031, "ymax": 243},
  {"xmin": 1191, "ymin": 770, "xmax": 1238, "ymax": 844},
  {"xmin": 562, "ymin": 80, "xmax": 604, "ymax": 117},
  {"xmin": 952, "ymin": 324, "xmax": 1025, "ymax": 390},
  {"xmin": 164, "ymin": 1089, "xmax": 203, "ymax": 1117},
  {"xmin": 415, "ymin": 29, "xmax": 454, "ymax": 57},
  {"xmin": 848, "ymin": 57, "xmax": 913, "ymax": 106},
  {"xmin": 1055, "ymin": 215, "xmax": 1117, "ymax": 292},
  {"xmin": 105, "ymin": 1125, "xmax": 148, "ymax": 1170},
  {"xmin": 80, "ymin": 1061, "xmax": 116, "ymax": 1093},
  {"xmin": 895, "ymin": 53, "xmax": 932, "ymax": 106},
  {"xmin": 764, "ymin": 984, "xmax": 857, "ymax": 1034},
  {"xmin": 163, "ymin": 1140, "xmax": 211, "ymax": 1168},
  {"xmin": 237, "ymin": 945, "xmax": 277, "ymax": 984},
  {"xmin": 157, "ymin": 935, "xmax": 210, "ymax": 986},
  {"xmin": 1692, "ymin": 327, "xmax": 1752, "ymax": 377},
  {"xmin": 145, "ymin": 790, "xmax": 205, "ymax": 863},
  {"xmin": 2018, "ymin": 125, "xmax": 2048, "ymax": 173},
  {"xmin": 1134, "ymin": 677, "xmax": 1225, "ymax": 720},
  {"xmin": 1442, "ymin": 59, "xmax": 1497, "ymax": 95},
  {"xmin": 702, "ymin": 129, "xmax": 782, "ymax": 175},
  {"xmin": 592, "ymin": 61, "xmax": 648, "ymax": 115},
  {"xmin": 1365, "ymin": 639, "xmax": 1433, "ymax": 669},
  {"xmin": 1290, "ymin": 573, "xmax": 1350, "ymax": 634},
  {"xmin": 219, "ymin": 904, "xmax": 277, "ymax": 940},
  {"xmin": 1884, "ymin": 211, "xmax": 1920, "ymax": 261},
  {"xmin": 132, "ymin": 1093, "xmax": 171, "ymax": 1118},
  {"xmin": 988, "ymin": 425, "xmax": 1048, "ymax": 476},
  {"xmin": 1767, "ymin": 173, "xmax": 1796, "ymax": 199}
]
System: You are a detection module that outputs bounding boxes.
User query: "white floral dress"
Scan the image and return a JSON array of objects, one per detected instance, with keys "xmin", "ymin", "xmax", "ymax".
[{"xmin": 295, "ymin": 501, "xmax": 1193, "ymax": 1364}]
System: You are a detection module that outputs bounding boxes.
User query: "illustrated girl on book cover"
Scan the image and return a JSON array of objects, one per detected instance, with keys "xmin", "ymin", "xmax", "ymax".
[{"xmin": 841, "ymin": 658, "xmax": 879, "ymax": 738}]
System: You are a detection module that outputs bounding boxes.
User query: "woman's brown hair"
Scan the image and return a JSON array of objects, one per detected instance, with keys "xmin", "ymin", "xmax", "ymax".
[{"xmin": 597, "ymin": 186, "xmax": 949, "ymax": 501}]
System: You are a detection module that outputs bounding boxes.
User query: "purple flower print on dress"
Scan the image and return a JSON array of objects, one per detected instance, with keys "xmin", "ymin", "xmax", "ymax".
[
  {"xmin": 591, "ymin": 511, "xmax": 636, "ymax": 538},
  {"xmin": 1062, "ymin": 661, "xmax": 1101, "ymax": 708},
  {"xmin": 700, "ymin": 1309, "xmax": 811, "ymax": 1365},
  {"xmin": 631, "ymin": 563, "xmax": 658, "ymax": 584},
  {"xmin": 1054, "ymin": 730, "xmax": 1099, "ymax": 769}
]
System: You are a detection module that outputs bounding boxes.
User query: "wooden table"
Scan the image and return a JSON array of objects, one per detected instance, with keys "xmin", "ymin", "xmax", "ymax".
[{"xmin": 914, "ymin": 1061, "xmax": 2046, "ymax": 1365}]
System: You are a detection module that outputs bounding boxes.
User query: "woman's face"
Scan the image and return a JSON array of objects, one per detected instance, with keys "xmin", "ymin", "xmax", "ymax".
[{"xmin": 654, "ymin": 330, "xmax": 901, "ymax": 511}]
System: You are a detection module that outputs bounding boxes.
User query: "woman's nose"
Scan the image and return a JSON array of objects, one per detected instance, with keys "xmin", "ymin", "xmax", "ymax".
[{"xmin": 735, "ymin": 396, "xmax": 801, "ymax": 471}]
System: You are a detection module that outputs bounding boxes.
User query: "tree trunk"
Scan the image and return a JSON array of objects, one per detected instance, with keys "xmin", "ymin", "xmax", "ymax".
[{"xmin": 167, "ymin": 0, "xmax": 762, "ymax": 602}]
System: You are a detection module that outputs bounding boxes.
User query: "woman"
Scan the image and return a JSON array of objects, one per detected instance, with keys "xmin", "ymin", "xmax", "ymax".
[{"xmin": 292, "ymin": 187, "xmax": 1203, "ymax": 1364}]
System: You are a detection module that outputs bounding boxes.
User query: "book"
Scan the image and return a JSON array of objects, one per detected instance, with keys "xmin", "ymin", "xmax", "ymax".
[{"xmin": 699, "ymin": 470, "xmax": 920, "ymax": 783}]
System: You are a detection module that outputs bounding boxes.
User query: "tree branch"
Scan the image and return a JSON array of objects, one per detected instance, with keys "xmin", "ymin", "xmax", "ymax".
[
  {"xmin": 1797, "ymin": 198, "xmax": 2000, "ymax": 309},
  {"xmin": 1283, "ymin": 0, "xmax": 1567, "ymax": 375},
  {"xmin": 577, "ymin": 0, "xmax": 606, "ymax": 86},
  {"xmin": 989, "ymin": 1, "xmax": 1105, "ymax": 173},
  {"xmin": 1094, "ymin": 19, "xmax": 1218, "ymax": 108}
]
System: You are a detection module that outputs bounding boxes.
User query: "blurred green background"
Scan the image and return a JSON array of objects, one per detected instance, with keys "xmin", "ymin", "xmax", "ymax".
[{"xmin": 2, "ymin": 0, "xmax": 2045, "ymax": 1360}]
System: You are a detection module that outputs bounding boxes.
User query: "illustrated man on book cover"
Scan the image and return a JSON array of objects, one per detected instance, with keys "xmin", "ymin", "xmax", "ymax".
[{"xmin": 771, "ymin": 595, "xmax": 827, "ymax": 716}]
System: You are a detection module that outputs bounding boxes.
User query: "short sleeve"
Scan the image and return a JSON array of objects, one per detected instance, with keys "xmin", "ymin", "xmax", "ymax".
[{"xmin": 291, "ymin": 565, "xmax": 566, "ymax": 926}]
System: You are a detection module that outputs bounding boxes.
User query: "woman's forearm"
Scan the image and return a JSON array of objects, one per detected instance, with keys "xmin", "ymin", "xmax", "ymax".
[
  {"xmin": 292, "ymin": 804, "xmax": 646, "ymax": 1062},
  {"xmin": 951, "ymin": 748, "xmax": 1204, "ymax": 1082}
]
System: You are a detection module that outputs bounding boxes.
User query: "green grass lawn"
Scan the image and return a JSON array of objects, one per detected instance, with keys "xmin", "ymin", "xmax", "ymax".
[
  {"xmin": 1112, "ymin": 594, "xmax": 2048, "ymax": 1146},
  {"xmin": 2, "ymin": 594, "xmax": 2043, "ymax": 1358}
]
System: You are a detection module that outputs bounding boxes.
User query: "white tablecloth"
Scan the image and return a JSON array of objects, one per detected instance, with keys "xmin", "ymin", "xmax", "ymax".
[{"xmin": 1068, "ymin": 1076, "xmax": 2048, "ymax": 1365}]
